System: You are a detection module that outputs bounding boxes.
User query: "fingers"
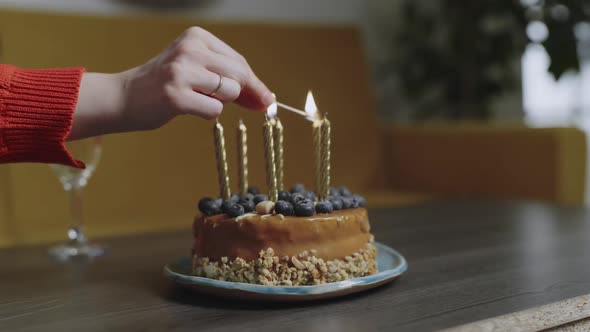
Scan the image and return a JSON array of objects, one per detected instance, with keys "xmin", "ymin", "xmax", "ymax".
[
  {"xmin": 183, "ymin": 67, "xmax": 241, "ymax": 103},
  {"xmin": 207, "ymin": 75, "xmax": 242, "ymax": 103},
  {"xmin": 180, "ymin": 27, "xmax": 247, "ymax": 78},
  {"xmin": 173, "ymin": 26, "xmax": 274, "ymax": 114},
  {"xmin": 182, "ymin": 27, "xmax": 273, "ymax": 108},
  {"xmin": 182, "ymin": 49, "xmax": 272, "ymax": 108},
  {"xmin": 172, "ymin": 87, "xmax": 224, "ymax": 120},
  {"xmin": 201, "ymin": 52, "xmax": 273, "ymax": 110},
  {"xmin": 186, "ymin": 27, "xmax": 246, "ymax": 64},
  {"xmin": 200, "ymin": 51, "xmax": 249, "ymax": 87}
]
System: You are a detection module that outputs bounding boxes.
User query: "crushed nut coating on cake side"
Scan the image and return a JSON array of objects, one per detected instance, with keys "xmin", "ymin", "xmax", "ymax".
[{"xmin": 192, "ymin": 242, "xmax": 378, "ymax": 286}]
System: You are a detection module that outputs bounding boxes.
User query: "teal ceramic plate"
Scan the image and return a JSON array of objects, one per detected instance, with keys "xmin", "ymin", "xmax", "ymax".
[{"xmin": 164, "ymin": 242, "xmax": 407, "ymax": 301}]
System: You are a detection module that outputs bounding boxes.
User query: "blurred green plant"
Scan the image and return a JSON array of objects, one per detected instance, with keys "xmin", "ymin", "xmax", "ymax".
[
  {"xmin": 541, "ymin": 0, "xmax": 587, "ymax": 77},
  {"xmin": 387, "ymin": 0, "xmax": 589, "ymax": 120}
]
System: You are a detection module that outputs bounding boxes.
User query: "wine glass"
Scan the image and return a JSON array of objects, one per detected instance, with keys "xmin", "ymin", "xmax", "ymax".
[{"xmin": 48, "ymin": 136, "xmax": 104, "ymax": 261}]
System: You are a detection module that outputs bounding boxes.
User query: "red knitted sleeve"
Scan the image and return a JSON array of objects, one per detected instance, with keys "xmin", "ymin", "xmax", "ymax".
[{"xmin": 0, "ymin": 64, "xmax": 85, "ymax": 168}]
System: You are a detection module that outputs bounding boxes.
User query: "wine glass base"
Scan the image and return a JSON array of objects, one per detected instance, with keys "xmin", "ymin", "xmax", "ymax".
[{"xmin": 48, "ymin": 243, "xmax": 106, "ymax": 262}]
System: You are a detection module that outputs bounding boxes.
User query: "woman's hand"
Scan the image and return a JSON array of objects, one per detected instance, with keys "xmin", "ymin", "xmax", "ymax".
[{"xmin": 69, "ymin": 27, "xmax": 273, "ymax": 140}]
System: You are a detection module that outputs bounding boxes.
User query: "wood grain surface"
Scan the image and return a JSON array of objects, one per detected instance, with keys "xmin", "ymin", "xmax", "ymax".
[{"xmin": 2, "ymin": 199, "xmax": 590, "ymax": 332}]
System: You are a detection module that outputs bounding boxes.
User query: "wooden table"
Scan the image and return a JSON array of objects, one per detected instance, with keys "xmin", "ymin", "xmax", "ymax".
[{"xmin": 2, "ymin": 200, "xmax": 590, "ymax": 332}]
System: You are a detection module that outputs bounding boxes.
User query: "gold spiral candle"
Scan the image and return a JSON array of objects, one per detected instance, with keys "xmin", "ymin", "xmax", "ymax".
[
  {"xmin": 263, "ymin": 117, "xmax": 278, "ymax": 202},
  {"xmin": 214, "ymin": 120, "xmax": 231, "ymax": 201},
  {"xmin": 313, "ymin": 120, "xmax": 322, "ymax": 199},
  {"xmin": 319, "ymin": 115, "xmax": 331, "ymax": 200},
  {"xmin": 273, "ymin": 117, "xmax": 284, "ymax": 192},
  {"xmin": 237, "ymin": 119, "xmax": 248, "ymax": 195}
]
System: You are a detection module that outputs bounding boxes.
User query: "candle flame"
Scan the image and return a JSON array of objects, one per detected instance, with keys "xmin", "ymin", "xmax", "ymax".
[{"xmin": 305, "ymin": 91, "xmax": 320, "ymax": 122}]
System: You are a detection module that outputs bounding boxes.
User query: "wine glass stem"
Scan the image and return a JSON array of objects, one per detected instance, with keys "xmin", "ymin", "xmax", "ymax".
[{"xmin": 67, "ymin": 186, "xmax": 87, "ymax": 245}]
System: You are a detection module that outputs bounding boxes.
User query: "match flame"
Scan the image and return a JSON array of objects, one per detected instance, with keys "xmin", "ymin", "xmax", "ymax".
[
  {"xmin": 305, "ymin": 91, "xmax": 320, "ymax": 122},
  {"xmin": 267, "ymin": 94, "xmax": 278, "ymax": 119}
]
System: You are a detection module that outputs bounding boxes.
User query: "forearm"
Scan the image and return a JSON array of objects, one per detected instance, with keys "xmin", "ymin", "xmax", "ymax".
[{"xmin": 68, "ymin": 72, "xmax": 127, "ymax": 140}]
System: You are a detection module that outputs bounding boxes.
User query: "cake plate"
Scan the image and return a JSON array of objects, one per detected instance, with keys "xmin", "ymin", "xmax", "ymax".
[{"xmin": 163, "ymin": 242, "xmax": 407, "ymax": 301}]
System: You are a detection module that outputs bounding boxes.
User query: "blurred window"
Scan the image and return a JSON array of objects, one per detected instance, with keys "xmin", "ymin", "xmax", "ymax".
[{"xmin": 523, "ymin": 21, "xmax": 590, "ymax": 126}]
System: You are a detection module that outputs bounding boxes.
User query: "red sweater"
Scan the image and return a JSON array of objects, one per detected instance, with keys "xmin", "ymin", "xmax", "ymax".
[{"xmin": 0, "ymin": 64, "xmax": 84, "ymax": 168}]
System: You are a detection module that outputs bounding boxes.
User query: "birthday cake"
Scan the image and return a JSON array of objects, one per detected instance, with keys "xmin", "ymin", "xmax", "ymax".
[
  {"xmin": 192, "ymin": 93, "xmax": 377, "ymax": 285},
  {"xmin": 192, "ymin": 185, "xmax": 377, "ymax": 286}
]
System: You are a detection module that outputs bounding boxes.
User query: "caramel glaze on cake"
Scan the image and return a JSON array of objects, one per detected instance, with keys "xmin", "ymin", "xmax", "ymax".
[{"xmin": 193, "ymin": 207, "xmax": 372, "ymax": 262}]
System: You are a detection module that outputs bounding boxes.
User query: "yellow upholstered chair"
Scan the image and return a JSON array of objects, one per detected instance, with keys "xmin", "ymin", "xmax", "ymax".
[{"xmin": 383, "ymin": 123, "xmax": 587, "ymax": 206}]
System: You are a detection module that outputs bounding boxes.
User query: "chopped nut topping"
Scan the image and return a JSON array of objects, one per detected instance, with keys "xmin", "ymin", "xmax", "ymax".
[
  {"xmin": 291, "ymin": 256, "xmax": 306, "ymax": 270},
  {"xmin": 256, "ymin": 201, "xmax": 275, "ymax": 215},
  {"xmin": 192, "ymin": 242, "xmax": 377, "ymax": 286}
]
